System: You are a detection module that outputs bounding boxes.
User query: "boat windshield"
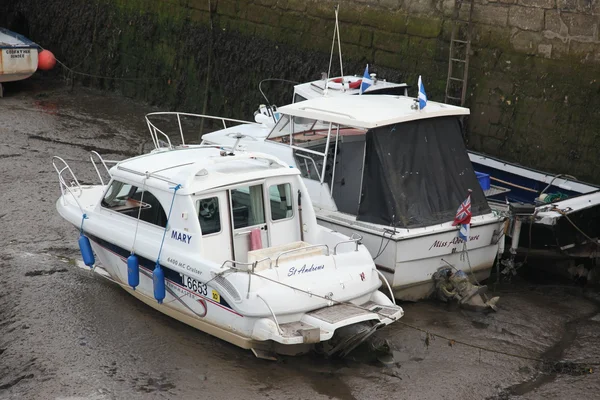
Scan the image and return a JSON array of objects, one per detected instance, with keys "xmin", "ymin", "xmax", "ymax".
[
  {"xmin": 266, "ymin": 114, "xmax": 332, "ymax": 143},
  {"xmin": 266, "ymin": 115, "xmax": 368, "ymax": 189}
]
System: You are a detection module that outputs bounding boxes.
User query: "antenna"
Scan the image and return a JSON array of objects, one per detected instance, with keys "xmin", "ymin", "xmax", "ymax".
[{"xmin": 325, "ymin": 4, "xmax": 344, "ymax": 96}]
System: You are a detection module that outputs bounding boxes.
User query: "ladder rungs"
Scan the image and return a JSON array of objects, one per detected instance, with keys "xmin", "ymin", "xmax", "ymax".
[
  {"xmin": 455, "ymin": 19, "xmax": 471, "ymax": 24},
  {"xmin": 452, "ymin": 39, "xmax": 469, "ymax": 44},
  {"xmin": 446, "ymin": 95, "xmax": 462, "ymax": 101},
  {"xmin": 450, "ymin": 58, "xmax": 466, "ymax": 63},
  {"xmin": 449, "ymin": 77, "xmax": 464, "ymax": 82}
]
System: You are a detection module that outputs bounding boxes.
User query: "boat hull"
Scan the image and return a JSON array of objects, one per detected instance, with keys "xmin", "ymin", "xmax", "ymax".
[
  {"xmin": 88, "ymin": 236, "xmax": 402, "ymax": 356},
  {"xmin": 317, "ymin": 214, "xmax": 504, "ymax": 301},
  {"xmin": 55, "ymin": 186, "xmax": 404, "ymax": 358},
  {"xmin": 0, "ymin": 47, "xmax": 38, "ymax": 83}
]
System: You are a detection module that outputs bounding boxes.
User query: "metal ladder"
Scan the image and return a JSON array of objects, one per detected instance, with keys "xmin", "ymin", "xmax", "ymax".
[{"xmin": 445, "ymin": 0, "xmax": 474, "ymax": 106}]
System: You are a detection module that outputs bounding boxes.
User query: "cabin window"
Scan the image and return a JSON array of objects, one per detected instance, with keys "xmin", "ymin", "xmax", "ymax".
[
  {"xmin": 197, "ymin": 197, "xmax": 221, "ymax": 235},
  {"xmin": 230, "ymin": 184, "xmax": 266, "ymax": 229},
  {"xmin": 269, "ymin": 183, "xmax": 293, "ymax": 221},
  {"xmin": 101, "ymin": 180, "xmax": 168, "ymax": 228},
  {"xmin": 293, "ymin": 94, "xmax": 307, "ymax": 103}
]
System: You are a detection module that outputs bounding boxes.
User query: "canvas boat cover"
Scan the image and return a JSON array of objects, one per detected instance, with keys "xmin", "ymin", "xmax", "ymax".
[{"xmin": 357, "ymin": 116, "xmax": 490, "ymax": 228}]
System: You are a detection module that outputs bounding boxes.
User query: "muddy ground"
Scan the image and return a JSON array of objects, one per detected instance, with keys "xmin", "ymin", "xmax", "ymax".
[{"xmin": 0, "ymin": 78, "xmax": 599, "ymax": 400}]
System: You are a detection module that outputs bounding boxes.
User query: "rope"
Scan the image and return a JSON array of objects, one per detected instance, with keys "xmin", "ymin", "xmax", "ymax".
[
  {"xmin": 156, "ymin": 184, "xmax": 182, "ymax": 265},
  {"xmin": 55, "ymin": 57, "xmax": 163, "ymax": 82},
  {"xmin": 553, "ymin": 208, "xmax": 600, "ymax": 248},
  {"xmin": 130, "ymin": 176, "xmax": 148, "ymax": 254},
  {"xmin": 79, "ymin": 213, "xmax": 88, "ymax": 234}
]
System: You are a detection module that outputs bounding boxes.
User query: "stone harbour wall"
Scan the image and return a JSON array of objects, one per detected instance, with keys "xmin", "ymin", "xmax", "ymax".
[{"xmin": 2, "ymin": 0, "xmax": 599, "ymax": 183}]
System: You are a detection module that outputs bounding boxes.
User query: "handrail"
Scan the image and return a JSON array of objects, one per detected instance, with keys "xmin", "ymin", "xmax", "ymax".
[
  {"xmin": 376, "ymin": 269, "xmax": 396, "ymax": 306},
  {"xmin": 296, "ymin": 153, "xmax": 322, "ymax": 181},
  {"xmin": 219, "ymin": 258, "xmax": 273, "ymax": 272},
  {"xmin": 89, "ymin": 151, "xmax": 116, "ymax": 185},
  {"xmin": 52, "ymin": 156, "xmax": 82, "ymax": 192},
  {"xmin": 256, "ymin": 294, "xmax": 284, "ymax": 336},
  {"xmin": 144, "ymin": 112, "xmax": 259, "ymax": 149},
  {"xmin": 333, "ymin": 233, "xmax": 363, "ymax": 255},
  {"xmin": 52, "ymin": 156, "xmax": 85, "ymax": 214},
  {"xmin": 275, "ymin": 244, "xmax": 329, "ymax": 267}
]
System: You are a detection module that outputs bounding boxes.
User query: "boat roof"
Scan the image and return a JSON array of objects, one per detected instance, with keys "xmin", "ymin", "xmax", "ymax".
[
  {"xmin": 111, "ymin": 147, "xmax": 299, "ymax": 195},
  {"xmin": 276, "ymin": 94, "xmax": 470, "ymax": 129},
  {"xmin": 0, "ymin": 28, "xmax": 39, "ymax": 49}
]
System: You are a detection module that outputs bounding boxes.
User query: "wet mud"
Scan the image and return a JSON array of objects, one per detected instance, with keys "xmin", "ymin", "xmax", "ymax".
[{"xmin": 0, "ymin": 78, "xmax": 599, "ymax": 400}]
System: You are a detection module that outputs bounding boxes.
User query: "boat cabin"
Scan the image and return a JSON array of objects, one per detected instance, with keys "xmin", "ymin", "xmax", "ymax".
[
  {"xmin": 260, "ymin": 95, "xmax": 492, "ymax": 228},
  {"xmin": 101, "ymin": 148, "xmax": 316, "ymax": 264}
]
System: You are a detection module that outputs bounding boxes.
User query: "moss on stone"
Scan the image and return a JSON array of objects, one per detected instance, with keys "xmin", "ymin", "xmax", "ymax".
[
  {"xmin": 373, "ymin": 31, "xmax": 409, "ymax": 53},
  {"xmin": 406, "ymin": 16, "xmax": 442, "ymax": 38}
]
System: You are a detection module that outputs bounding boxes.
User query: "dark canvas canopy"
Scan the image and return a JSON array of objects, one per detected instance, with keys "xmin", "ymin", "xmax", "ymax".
[{"xmin": 357, "ymin": 116, "xmax": 490, "ymax": 228}]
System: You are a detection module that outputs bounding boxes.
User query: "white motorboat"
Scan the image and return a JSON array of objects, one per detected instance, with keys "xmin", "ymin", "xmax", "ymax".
[
  {"xmin": 147, "ymin": 95, "xmax": 505, "ymax": 301},
  {"xmin": 53, "ymin": 146, "xmax": 403, "ymax": 359},
  {"xmin": 0, "ymin": 28, "xmax": 39, "ymax": 97},
  {"xmin": 262, "ymin": 74, "xmax": 600, "ymax": 278}
]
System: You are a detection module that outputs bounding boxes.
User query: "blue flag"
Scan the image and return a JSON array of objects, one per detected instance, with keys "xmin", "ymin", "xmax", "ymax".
[
  {"xmin": 418, "ymin": 75, "xmax": 427, "ymax": 110},
  {"xmin": 360, "ymin": 64, "xmax": 372, "ymax": 95}
]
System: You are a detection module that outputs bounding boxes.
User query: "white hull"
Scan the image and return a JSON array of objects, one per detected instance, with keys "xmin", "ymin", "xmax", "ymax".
[{"xmin": 317, "ymin": 213, "xmax": 503, "ymax": 301}]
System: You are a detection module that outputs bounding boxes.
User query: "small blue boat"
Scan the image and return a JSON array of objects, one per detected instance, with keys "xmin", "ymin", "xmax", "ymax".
[{"xmin": 469, "ymin": 151, "xmax": 600, "ymax": 265}]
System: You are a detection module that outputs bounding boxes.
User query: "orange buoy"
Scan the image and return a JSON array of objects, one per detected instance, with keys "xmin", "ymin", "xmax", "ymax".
[{"xmin": 38, "ymin": 50, "xmax": 56, "ymax": 71}]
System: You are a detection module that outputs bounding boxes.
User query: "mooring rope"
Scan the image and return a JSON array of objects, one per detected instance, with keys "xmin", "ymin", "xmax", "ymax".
[{"xmin": 156, "ymin": 183, "xmax": 182, "ymax": 265}]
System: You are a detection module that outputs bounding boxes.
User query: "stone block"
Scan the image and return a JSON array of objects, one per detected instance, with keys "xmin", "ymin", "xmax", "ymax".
[
  {"xmin": 379, "ymin": 0, "xmax": 403, "ymax": 10},
  {"xmin": 342, "ymin": 43, "xmax": 369, "ymax": 61},
  {"xmin": 544, "ymin": 10, "xmax": 568, "ymax": 35},
  {"xmin": 189, "ymin": 9, "xmax": 210, "ymax": 24},
  {"xmin": 511, "ymin": 29, "xmax": 543, "ymax": 54},
  {"xmin": 280, "ymin": 12, "xmax": 307, "ymax": 30},
  {"xmin": 217, "ymin": 0, "xmax": 238, "ymax": 18},
  {"xmin": 540, "ymin": 36, "xmax": 569, "ymax": 58},
  {"xmin": 343, "ymin": 25, "xmax": 374, "ymax": 47},
  {"xmin": 406, "ymin": 16, "xmax": 442, "ymax": 38},
  {"xmin": 471, "ymin": 104, "xmax": 503, "ymax": 126},
  {"xmin": 254, "ymin": 23, "xmax": 278, "ymax": 39},
  {"xmin": 353, "ymin": 8, "xmax": 407, "ymax": 33},
  {"xmin": 309, "ymin": 17, "xmax": 334, "ymax": 38},
  {"xmin": 306, "ymin": 1, "xmax": 337, "ymax": 19},
  {"xmin": 508, "ymin": 6, "xmax": 544, "ymax": 31},
  {"xmin": 537, "ymin": 43, "xmax": 552, "ymax": 57},
  {"xmin": 374, "ymin": 49, "xmax": 403, "ymax": 68},
  {"xmin": 254, "ymin": 0, "xmax": 277, "ymax": 7},
  {"xmin": 517, "ymin": 0, "xmax": 555, "ymax": 8},
  {"xmin": 285, "ymin": 0, "xmax": 307, "ymax": 12},
  {"xmin": 409, "ymin": 37, "xmax": 438, "ymax": 59},
  {"xmin": 569, "ymin": 41, "xmax": 600, "ymax": 63},
  {"xmin": 439, "ymin": 0, "xmax": 456, "ymax": 18},
  {"xmin": 405, "ymin": 0, "xmax": 441, "ymax": 15},
  {"xmin": 472, "ymin": 24, "xmax": 512, "ymax": 51},
  {"xmin": 187, "ymin": 0, "xmax": 215, "ymax": 12},
  {"xmin": 309, "ymin": 33, "xmax": 337, "ymax": 53},
  {"xmin": 373, "ymin": 31, "xmax": 409, "ymax": 53},
  {"xmin": 557, "ymin": 0, "xmax": 595, "ymax": 12},
  {"xmin": 561, "ymin": 12, "xmax": 598, "ymax": 37},
  {"xmin": 246, "ymin": 4, "xmax": 279, "ymax": 26},
  {"xmin": 472, "ymin": 4, "xmax": 509, "ymax": 27}
]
